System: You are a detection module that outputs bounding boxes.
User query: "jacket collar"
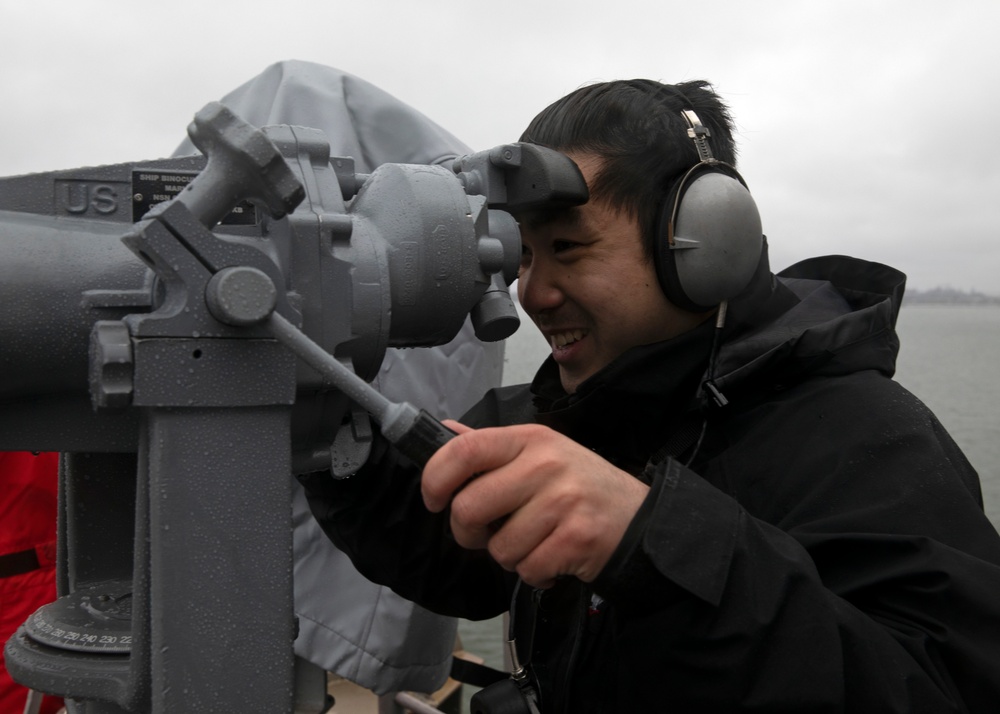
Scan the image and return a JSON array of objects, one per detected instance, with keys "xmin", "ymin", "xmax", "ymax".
[
  {"xmin": 527, "ymin": 320, "xmax": 715, "ymax": 464},
  {"xmin": 528, "ymin": 241, "xmax": 907, "ymax": 418},
  {"xmin": 711, "ymin": 253, "xmax": 906, "ymax": 401}
]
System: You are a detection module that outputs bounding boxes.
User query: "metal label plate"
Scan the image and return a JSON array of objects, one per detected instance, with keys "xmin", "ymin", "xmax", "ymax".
[{"xmin": 131, "ymin": 170, "xmax": 257, "ymax": 224}]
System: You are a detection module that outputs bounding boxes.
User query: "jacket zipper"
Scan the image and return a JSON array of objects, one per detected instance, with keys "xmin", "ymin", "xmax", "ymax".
[{"xmin": 552, "ymin": 586, "xmax": 591, "ymax": 714}]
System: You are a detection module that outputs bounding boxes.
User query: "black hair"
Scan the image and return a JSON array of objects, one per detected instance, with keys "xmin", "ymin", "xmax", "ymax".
[{"xmin": 519, "ymin": 79, "xmax": 737, "ymax": 258}]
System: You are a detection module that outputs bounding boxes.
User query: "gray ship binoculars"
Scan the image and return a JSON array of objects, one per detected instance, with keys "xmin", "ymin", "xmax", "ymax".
[{"xmin": 0, "ymin": 102, "xmax": 586, "ymax": 713}]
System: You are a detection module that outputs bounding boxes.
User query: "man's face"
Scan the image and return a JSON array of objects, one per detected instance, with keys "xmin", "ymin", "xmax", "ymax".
[{"xmin": 516, "ymin": 152, "xmax": 708, "ymax": 394}]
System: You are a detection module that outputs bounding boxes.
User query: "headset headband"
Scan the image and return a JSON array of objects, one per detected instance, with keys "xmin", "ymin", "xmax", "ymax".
[
  {"xmin": 666, "ymin": 108, "xmax": 729, "ymax": 249},
  {"xmin": 680, "ymin": 109, "xmax": 715, "ymax": 163}
]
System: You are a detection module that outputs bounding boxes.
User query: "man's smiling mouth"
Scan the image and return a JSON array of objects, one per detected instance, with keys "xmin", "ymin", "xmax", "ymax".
[{"xmin": 551, "ymin": 329, "xmax": 588, "ymax": 348}]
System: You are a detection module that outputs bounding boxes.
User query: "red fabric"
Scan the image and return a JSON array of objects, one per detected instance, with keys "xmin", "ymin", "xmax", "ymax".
[{"xmin": 1, "ymin": 452, "xmax": 64, "ymax": 714}]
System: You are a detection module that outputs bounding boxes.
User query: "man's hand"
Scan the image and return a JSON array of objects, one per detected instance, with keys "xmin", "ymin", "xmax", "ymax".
[{"xmin": 421, "ymin": 421, "xmax": 650, "ymax": 589}]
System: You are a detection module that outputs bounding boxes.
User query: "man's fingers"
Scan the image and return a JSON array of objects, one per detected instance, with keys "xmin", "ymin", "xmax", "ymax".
[
  {"xmin": 444, "ymin": 465, "xmax": 554, "ymax": 553},
  {"xmin": 420, "ymin": 425, "xmax": 534, "ymax": 512},
  {"xmin": 482, "ymin": 496, "xmax": 560, "ymax": 572},
  {"xmin": 420, "ymin": 423, "xmax": 649, "ymax": 587},
  {"xmin": 441, "ymin": 419, "xmax": 472, "ymax": 435}
]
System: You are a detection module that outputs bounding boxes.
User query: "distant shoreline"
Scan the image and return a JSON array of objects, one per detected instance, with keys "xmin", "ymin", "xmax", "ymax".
[{"xmin": 903, "ymin": 288, "xmax": 1000, "ymax": 306}]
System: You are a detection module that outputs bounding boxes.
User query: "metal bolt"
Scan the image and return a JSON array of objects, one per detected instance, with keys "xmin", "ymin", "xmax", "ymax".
[
  {"xmin": 89, "ymin": 321, "xmax": 134, "ymax": 410},
  {"xmin": 205, "ymin": 266, "xmax": 277, "ymax": 326}
]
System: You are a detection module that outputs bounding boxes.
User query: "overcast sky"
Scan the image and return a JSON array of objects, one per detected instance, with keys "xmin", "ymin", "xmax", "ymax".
[{"xmin": 1, "ymin": 0, "xmax": 998, "ymax": 294}]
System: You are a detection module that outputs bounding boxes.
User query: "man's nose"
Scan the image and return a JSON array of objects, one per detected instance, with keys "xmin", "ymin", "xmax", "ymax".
[{"xmin": 517, "ymin": 258, "xmax": 564, "ymax": 314}]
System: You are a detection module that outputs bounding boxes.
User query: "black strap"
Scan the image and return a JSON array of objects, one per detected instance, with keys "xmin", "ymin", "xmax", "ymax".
[
  {"xmin": 450, "ymin": 656, "xmax": 509, "ymax": 688},
  {"xmin": 0, "ymin": 547, "xmax": 41, "ymax": 579},
  {"xmin": 646, "ymin": 411, "xmax": 706, "ymax": 470}
]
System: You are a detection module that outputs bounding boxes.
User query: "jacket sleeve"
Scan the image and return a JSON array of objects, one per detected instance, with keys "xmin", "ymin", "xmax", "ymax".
[
  {"xmin": 299, "ymin": 431, "xmax": 513, "ymax": 622},
  {"xmin": 299, "ymin": 387, "xmax": 525, "ymax": 623},
  {"xmin": 593, "ymin": 373, "xmax": 1000, "ymax": 713}
]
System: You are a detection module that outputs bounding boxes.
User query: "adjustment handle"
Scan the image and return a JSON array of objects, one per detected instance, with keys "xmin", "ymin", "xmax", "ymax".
[{"xmin": 179, "ymin": 102, "xmax": 305, "ymax": 227}]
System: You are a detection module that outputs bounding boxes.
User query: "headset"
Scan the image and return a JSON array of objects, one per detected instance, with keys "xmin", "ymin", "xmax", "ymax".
[{"xmin": 652, "ymin": 105, "xmax": 763, "ymax": 313}]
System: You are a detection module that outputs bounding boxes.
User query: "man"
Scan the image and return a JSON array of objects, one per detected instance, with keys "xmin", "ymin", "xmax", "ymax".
[{"xmin": 302, "ymin": 79, "xmax": 1000, "ymax": 711}]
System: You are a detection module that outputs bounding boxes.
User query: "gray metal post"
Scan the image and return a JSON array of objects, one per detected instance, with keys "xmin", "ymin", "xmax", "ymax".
[{"xmin": 144, "ymin": 405, "xmax": 294, "ymax": 712}]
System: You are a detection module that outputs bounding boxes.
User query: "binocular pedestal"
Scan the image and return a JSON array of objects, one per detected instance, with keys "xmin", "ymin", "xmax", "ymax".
[{"xmin": 7, "ymin": 403, "xmax": 302, "ymax": 713}]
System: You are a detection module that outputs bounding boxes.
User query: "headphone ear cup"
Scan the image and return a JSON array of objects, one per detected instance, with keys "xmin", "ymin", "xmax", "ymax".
[{"xmin": 654, "ymin": 164, "xmax": 763, "ymax": 312}]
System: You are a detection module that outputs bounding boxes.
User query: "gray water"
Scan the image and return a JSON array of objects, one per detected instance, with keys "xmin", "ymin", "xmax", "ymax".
[
  {"xmin": 457, "ymin": 303, "xmax": 1000, "ymax": 700},
  {"xmin": 893, "ymin": 305, "xmax": 1000, "ymax": 530}
]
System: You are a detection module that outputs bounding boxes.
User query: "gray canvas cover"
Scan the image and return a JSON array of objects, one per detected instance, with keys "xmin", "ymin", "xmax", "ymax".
[{"xmin": 175, "ymin": 60, "xmax": 504, "ymax": 694}]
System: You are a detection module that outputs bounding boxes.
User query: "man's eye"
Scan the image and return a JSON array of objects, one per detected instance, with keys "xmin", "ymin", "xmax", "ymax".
[
  {"xmin": 518, "ymin": 246, "xmax": 532, "ymax": 274},
  {"xmin": 553, "ymin": 240, "xmax": 578, "ymax": 253}
]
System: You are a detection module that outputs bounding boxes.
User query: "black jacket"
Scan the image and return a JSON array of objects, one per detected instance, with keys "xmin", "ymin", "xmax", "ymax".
[{"xmin": 303, "ymin": 251, "xmax": 1000, "ymax": 712}]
